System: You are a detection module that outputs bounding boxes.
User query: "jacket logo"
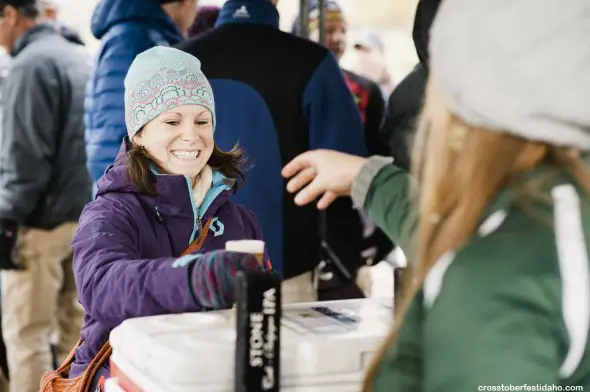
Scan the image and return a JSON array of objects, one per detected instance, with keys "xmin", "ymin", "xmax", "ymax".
[
  {"xmin": 233, "ymin": 5, "xmax": 250, "ymax": 18},
  {"xmin": 209, "ymin": 217, "xmax": 224, "ymax": 237}
]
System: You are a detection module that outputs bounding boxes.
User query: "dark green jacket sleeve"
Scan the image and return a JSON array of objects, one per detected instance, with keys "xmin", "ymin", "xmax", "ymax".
[{"xmin": 352, "ymin": 158, "xmax": 416, "ymax": 254}]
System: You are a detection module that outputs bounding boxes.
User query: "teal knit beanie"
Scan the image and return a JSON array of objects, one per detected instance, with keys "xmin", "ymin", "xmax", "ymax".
[{"xmin": 124, "ymin": 46, "xmax": 215, "ymax": 140}]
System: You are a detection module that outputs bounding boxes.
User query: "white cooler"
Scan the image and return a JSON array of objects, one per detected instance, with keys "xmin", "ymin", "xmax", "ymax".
[
  {"xmin": 108, "ymin": 298, "xmax": 393, "ymax": 392},
  {"xmin": 104, "ymin": 378, "xmax": 126, "ymax": 392}
]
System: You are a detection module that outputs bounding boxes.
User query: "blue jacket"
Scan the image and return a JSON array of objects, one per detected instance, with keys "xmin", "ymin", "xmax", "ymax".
[
  {"xmin": 84, "ymin": 0, "xmax": 184, "ymax": 182},
  {"xmin": 175, "ymin": 0, "xmax": 367, "ymax": 278}
]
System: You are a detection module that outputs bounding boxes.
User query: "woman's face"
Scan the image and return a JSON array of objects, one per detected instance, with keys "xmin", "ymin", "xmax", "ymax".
[{"xmin": 134, "ymin": 104, "xmax": 214, "ymax": 183}]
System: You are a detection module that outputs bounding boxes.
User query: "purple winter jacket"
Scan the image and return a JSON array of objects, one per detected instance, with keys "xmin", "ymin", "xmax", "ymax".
[{"xmin": 69, "ymin": 141, "xmax": 263, "ymax": 384}]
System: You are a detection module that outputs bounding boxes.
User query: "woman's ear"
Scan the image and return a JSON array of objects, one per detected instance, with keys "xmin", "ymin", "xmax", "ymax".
[{"xmin": 132, "ymin": 133, "xmax": 143, "ymax": 147}]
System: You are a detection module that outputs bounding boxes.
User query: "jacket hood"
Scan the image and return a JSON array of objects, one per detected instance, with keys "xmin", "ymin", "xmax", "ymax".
[
  {"xmin": 97, "ymin": 139, "xmax": 235, "ymax": 223},
  {"xmin": 43, "ymin": 21, "xmax": 85, "ymax": 46},
  {"xmin": 59, "ymin": 24, "xmax": 85, "ymax": 46},
  {"xmin": 215, "ymin": 0, "xmax": 279, "ymax": 29},
  {"xmin": 95, "ymin": 139, "xmax": 138, "ymax": 197},
  {"xmin": 12, "ymin": 23, "xmax": 56, "ymax": 57},
  {"xmin": 412, "ymin": 0, "xmax": 442, "ymax": 66},
  {"xmin": 91, "ymin": 0, "xmax": 182, "ymax": 41}
]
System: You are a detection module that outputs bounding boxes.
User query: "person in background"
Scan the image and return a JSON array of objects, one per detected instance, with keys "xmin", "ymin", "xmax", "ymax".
[
  {"xmin": 379, "ymin": 0, "xmax": 441, "ymax": 171},
  {"xmin": 350, "ymin": 29, "xmax": 395, "ymax": 97},
  {"xmin": 283, "ymin": 0, "xmax": 590, "ymax": 391},
  {"xmin": 187, "ymin": 5, "xmax": 220, "ymax": 38},
  {"xmin": 84, "ymin": 0, "xmax": 198, "ymax": 193},
  {"xmin": 294, "ymin": 0, "xmax": 388, "ymax": 157},
  {"xmin": 0, "ymin": 0, "xmax": 88, "ymax": 98},
  {"xmin": 0, "ymin": 1, "xmax": 87, "ymax": 386},
  {"xmin": 65, "ymin": 47, "xmax": 268, "ymax": 390},
  {"xmin": 294, "ymin": 0, "xmax": 392, "ymax": 299},
  {"xmin": 0, "ymin": 1, "xmax": 91, "ymax": 391},
  {"xmin": 38, "ymin": 0, "xmax": 85, "ymax": 46},
  {"xmin": 175, "ymin": 0, "xmax": 367, "ymax": 303}
]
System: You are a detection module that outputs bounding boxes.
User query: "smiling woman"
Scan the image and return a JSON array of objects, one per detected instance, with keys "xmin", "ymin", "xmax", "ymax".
[
  {"xmin": 58, "ymin": 46, "xmax": 270, "ymax": 390},
  {"xmin": 127, "ymin": 104, "xmax": 245, "ymax": 195},
  {"xmin": 137, "ymin": 105, "xmax": 215, "ymax": 181},
  {"xmin": 123, "ymin": 45, "xmax": 245, "ymax": 195}
]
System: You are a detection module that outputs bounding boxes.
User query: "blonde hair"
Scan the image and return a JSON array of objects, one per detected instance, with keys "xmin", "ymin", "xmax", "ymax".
[{"xmin": 362, "ymin": 76, "xmax": 590, "ymax": 391}]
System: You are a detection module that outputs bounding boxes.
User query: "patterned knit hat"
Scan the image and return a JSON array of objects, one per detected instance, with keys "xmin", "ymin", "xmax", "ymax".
[{"xmin": 124, "ymin": 46, "xmax": 215, "ymax": 140}]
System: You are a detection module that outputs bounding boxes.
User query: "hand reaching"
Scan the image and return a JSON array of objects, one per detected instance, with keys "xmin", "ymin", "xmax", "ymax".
[{"xmin": 281, "ymin": 150, "xmax": 367, "ymax": 209}]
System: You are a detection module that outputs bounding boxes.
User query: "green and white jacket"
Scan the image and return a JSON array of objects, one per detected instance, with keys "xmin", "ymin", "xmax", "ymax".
[{"xmin": 352, "ymin": 157, "xmax": 590, "ymax": 392}]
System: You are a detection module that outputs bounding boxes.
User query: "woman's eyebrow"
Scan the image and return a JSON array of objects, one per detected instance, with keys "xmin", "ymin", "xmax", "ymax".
[{"xmin": 161, "ymin": 112, "xmax": 181, "ymax": 118}]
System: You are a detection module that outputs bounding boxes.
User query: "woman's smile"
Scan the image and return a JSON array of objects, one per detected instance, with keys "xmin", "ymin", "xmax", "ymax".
[
  {"xmin": 134, "ymin": 104, "xmax": 215, "ymax": 184},
  {"xmin": 171, "ymin": 150, "xmax": 201, "ymax": 160}
]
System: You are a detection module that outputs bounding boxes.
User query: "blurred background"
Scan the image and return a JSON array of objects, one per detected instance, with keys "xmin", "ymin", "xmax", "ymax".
[
  {"xmin": 51, "ymin": 0, "xmax": 417, "ymax": 299},
  {"xmin": 59, "ymin": 0, "xmax": 420, "ymax": 86}
]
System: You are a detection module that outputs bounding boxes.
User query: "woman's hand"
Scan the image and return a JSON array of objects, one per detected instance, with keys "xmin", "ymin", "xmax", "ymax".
[
  {"xmin": 281, "ymin": 150, "xmax": 367, "ymax": 210},
  {"xmin": 191, "ymin": 250, "xmax": 268, "ymax": 310}
]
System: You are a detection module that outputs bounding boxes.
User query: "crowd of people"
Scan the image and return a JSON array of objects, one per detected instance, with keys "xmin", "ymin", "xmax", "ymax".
[
  {"xmin": 0, "ymin": 0, "xmax": 587, "ymax": 391},
  {"xmin": 0, "ymin": 0, "xmax": 399, "ymax": 390}
]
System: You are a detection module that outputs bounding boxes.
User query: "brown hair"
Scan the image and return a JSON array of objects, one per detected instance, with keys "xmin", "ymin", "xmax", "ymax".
[
  {"xmin": 126, "ymin": 135, "xmax": 247, "ymax": 194},
  {"xmin": 362, "ymin": 77, "xmax": 590, "ymax": 390}
]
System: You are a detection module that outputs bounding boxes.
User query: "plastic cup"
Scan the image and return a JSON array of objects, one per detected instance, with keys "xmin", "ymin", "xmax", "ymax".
[{"xmin": 225, "ymin": 240, "xmax": 265, "ymax": 265}]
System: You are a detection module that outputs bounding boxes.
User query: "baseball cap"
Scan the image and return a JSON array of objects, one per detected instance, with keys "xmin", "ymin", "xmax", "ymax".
[{"xmin": 353, "ymin": 30, "xmax": 385, "ymax": 53}]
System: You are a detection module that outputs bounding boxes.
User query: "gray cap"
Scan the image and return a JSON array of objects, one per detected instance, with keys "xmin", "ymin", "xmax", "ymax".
[{"xmin": 430, "ymin": 0, "xmax": 590, "ymax": 149}]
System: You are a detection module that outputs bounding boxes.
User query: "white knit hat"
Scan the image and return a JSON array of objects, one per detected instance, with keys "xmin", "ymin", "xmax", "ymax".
[{"xmin": 429, "ymin": 0, "xmax": 590, "ymax": 149}]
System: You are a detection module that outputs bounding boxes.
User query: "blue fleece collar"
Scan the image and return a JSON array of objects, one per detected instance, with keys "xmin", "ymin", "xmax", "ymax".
[
  {"xmin": 215, "ymin": 0, "xmax": 279, "ymax": 29},
  {"xmin": 150, "ymin": 164, "xmax": 232, "ymax": 244},
  {"xmin": 149, "ymin": 164, "xmax": 229, "ymax": 188}
]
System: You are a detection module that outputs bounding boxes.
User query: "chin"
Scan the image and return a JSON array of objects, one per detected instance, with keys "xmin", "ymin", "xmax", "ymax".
[
  {"xmin": 165, "ymin": 155, "xmax": 209, "ymax": 179},
  {"xmin": 166, "ymin": 164, "xmax": 202, "ymax": 179}
]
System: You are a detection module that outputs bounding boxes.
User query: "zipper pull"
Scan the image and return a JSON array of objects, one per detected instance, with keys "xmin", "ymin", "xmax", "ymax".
[{"xmin": 197, "ymin": 215, "xmax": 203, "ymax": 234}]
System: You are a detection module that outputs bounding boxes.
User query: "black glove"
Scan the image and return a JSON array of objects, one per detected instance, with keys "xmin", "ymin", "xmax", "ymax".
[{"xmin": 0, "ymin": 220, "xmax": 19, "ymax": 270}]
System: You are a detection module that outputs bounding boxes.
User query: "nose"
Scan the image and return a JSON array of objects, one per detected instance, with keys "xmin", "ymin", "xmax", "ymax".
[
  {"xmin": 328, "ymin": 32, "xmax": 342, "ymax": 47},
  {"xmin": 180, "ymin": 122, "xmax": 201, "ymax": 143}
]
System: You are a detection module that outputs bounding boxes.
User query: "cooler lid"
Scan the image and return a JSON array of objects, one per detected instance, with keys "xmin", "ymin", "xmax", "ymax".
[{"xmin": 110, "ymin": 299, "xmax": 393, "ymax": 386}]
